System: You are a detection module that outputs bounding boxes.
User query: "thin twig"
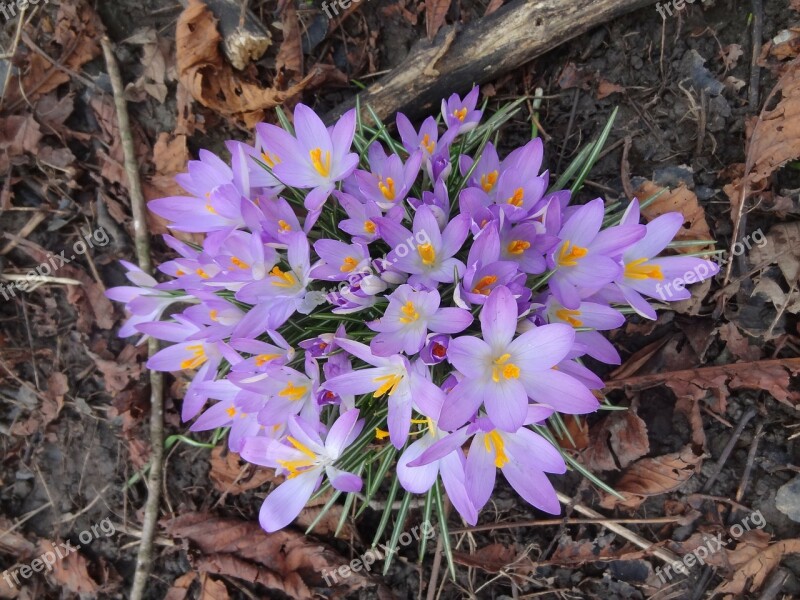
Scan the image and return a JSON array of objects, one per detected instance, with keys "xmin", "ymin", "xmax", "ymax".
[
  {"xmin": 702, "ymin": 407, "xmax": 757, "ymax": 494},
  {"xmin": 100, "ymin": 36, "xmax": 164, "ymax": 600},
  {"xmin": 451, "ymin": 516, "xmax": 681, "ymax": 534}
]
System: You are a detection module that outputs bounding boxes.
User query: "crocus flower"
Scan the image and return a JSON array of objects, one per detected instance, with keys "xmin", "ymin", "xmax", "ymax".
[
  {"xmin": 439, "ymin": 286, "xmax": 597, "ymax": 431},
  {"xmin": 265, "ymin": 105, "xmax": 359, "ymax": 212},
  {"xmin": 353, "ymin": 143, "xmax": 422, "ymax": 210},
  {"xmin": 240, "ymin": 410, "xmax": 364, "ymax": 532},
  {"xmin": 310, "ymin": 239, "xmax": 371, "ymax": 282},
  {"xmin": 442, "ymin": 86, "xmax": 482, "ymax": 133},
  {"xmin": 368, "ymin": 285, "xmax": 473, "ymax": 356},
  {"xmin": 323, "ymin": 338, "xmax": 444, "ymax": 448}
]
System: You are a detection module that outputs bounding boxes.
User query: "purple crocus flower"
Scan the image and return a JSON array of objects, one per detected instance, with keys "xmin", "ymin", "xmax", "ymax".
[
  {"xmin": 353, "ymin": 143, "xmax": 422, "ymax": 210},
  {"xmin": 548, "ymin": 198, "xmax": 645, "ymax": 309},
  {"xmin": 240, "ymin": 410, "xmax": 364, "ymax": 532},
  {"xmin": 442, "ymin": 86, "xmax": 482, "ymax": 134},
  {"xmin": 439, "ymin": 286, "xmax": 597, "ymax": 432},
  {"xmin": 420, "ymin": 334, "xmax": 450, "ymax": 365},
  {"xmin": 262, "ymin": 105, "xmax": 358, "ymax": 212},
  {"xmin": 323, "ymin": 338, "xmax": 443, "ymax": 448},
  {"xmin": 375, "ymin": 205, "xmax": 469, "ymax": 288},
  {"xmin": 367, "ymin": 285, "xmax": 473, "ymax": 356},
  {"xmin": 459, "ymin": 223, "xmax": 522, "ymax": 306},
  {"xmin": 336, "ymin": 192, "xmax": 399, "ymax": 243},
  {"xmin": 310, "ymin": 239, "xmax": 371, "ymax": 282}
]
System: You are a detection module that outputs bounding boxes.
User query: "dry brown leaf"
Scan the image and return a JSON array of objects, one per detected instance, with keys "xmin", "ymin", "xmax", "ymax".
[
  {"xmin": 718, "ymin": 323, "xmax": 761, "ymax": 362},
  {"xmin": 600, "ymin": 445, "xmax": 703, "ymax": 510},
  {"xmin": 199, "ymin": 573, "xmax": 230, "ymax": 600},
  {"xmin": 769, "ymin": 29, "xmax": 800, "ymax": 60},
  {"xmin": 123, "ymin": 28, "xmax": 172, "ymax": 102},
  {"xmin": 276, "ymin": 3, "xmax": 303, "ymax": 76},
  {"xmin": 0, "ymin": 116, "xmax": 43, "ymax": 159},
  {"xmin": 208, "ymin": 446, "xmax": 277, "ymax": 494},
  {"xmin": 425, "ymin": 0, "xmax": 451, "ymax": 39},
  {"xmin": 746, "ymin": 57, "xmax": 800, "ymax": 185},
  {"xmin": 164, "ymin": 572, "xmax": 197, "ymax": 600},
  {"xmin": 597, "ymin": 79, "xmax": 625, "ymax": 99},
  {"xmin": 714, "ymin": 539, "xmax": 800, "ymax": 597},
  {"xmin": 484, "ymin": 0, "xmax": 504, "ymax": 16},
  {"xmin": 177, "ymin": 0, "xmax": 326, "ymax": 127},
  {"xmin": 719, "ymin": 43, "xmax": 743, "ymax": 70},
  {"xmin": 748, "ymin": 221, "xmax": 800, "ymax": 283},
  {"xmin": 635, "ymin": 181, "xmax": 713, "ymax": 254},
  {"xmin": 452, "ymin": 543, "xmax": 524, "ymax": 573},
  {"xmin": 37, "ymin": 539, "xmax": 111, "ymax": 595},
  {"xmin": 581, "ymin": 409, "xmax": 650, "ymax": 472},
  {"xmin": 166, "ymin": 513, "xmax": 391, "ymax": 599}
]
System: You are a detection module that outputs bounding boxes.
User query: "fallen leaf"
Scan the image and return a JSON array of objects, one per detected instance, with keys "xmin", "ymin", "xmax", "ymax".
[
  {"xmin": 209, "ymin": 446, "xmax": 277, "ymax": 494},
  {"xmin": 199, "ymin": 573, "xmax": 230, "ymax": 600},
  {"xmin": 452, "ymin": 543, "xmax": 526, "ymax": 573},
  {"xmin": 484, "ymin": 0, "xmax": 504, "ymax": 16},
  {"xmin": 425, "ymin": 0, "xmax": 451, "ymax": 40},
  {"xmin": 123, "ymin": 28, "xmax": 172, "ymax": 103},
  {"xmin": 635, "ymin": 181, "xmax": 713, "ymax": 254},
  {"xmin": 769, "ymin": 29, "xmax": 800, "ymax": 60},
  {"xmin": 165, "ymin": 573, "xmax": 197, "ymax": 600},
  {"xmin": 714, "ymin": 539, "xmax": 800, "ymax": 597},
  {"xmin": 719, "ymin": 44, "xmax": 743, "ymax": 70},
  {"xmin": 581, "ymin": 408, "xmax": 649, "ymax": 472},
  {"xmin": 276, "ymin": 3, "xmax": 303, "ymax": 77},
  {"xmin": 748, "ymin": 222, "xmax": 800, "ymax": 284},
  {"xmin": 597, "ymin": 79, "xmax": 625, "ymax": 99}
]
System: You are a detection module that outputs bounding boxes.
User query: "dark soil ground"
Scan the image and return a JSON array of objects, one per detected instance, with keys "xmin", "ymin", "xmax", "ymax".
[{"xmin": 2, "ymin": 0, "xmax": 800, "ymax": 598}]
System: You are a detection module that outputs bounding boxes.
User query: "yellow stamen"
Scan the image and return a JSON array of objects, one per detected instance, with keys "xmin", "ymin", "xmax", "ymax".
[
  {"xmin": 557, "ymin": 240, "xmax": 588, "ymax": 267},
  {"xmin": 555, "ymin": 308, "xmax": 583, "ymax": 328},
  {"xmin": 286, "ymin": 435, "xmax": 317, "ymax": 459},
  {"xmin": 453, "ymin": 107, "xmax": 468, "ymax": 122},
  {"xmin": 507, "ymin": 240, "xmax": 531, "ymax": 255},
  {"xmin": 480, "ymin": 170, "xmax": 498, "ymax": 193},
  {"xmin": 278, "ymin": 219, "xmax": 292, "ymax": 232},
  {"xmin": 364, "ymin": 220, "xmax": 376, "ymax": 234},
  {"xmin": 309, "ymin": 148, "xmax": 331, "ymax": 177},
  {"xmin": 491, "ymin": 353, "xmax": 520, "ymax": 383},
  {"xmin": 340, "ymin": 256, "xmax": 358, "ymax": 273},
  {"xmin": 196, "ymin": 268, "xmax": 209, "ymax": 279},
  {"xmin": 180, "ymin": 344, "xmax": 207, "ymax": 370},
  {"xmin": 507, "ymin": 188, "xmax": 524, "ymax": 207},
  {"xmin": 209, "ymin": 309, "xmax": 219, "ymax": 322},
  {"xmin": 205, "ymin": 203, "xmax": 217, "ymax": 214},
  {"xmin": 270, "ymin": 266, "xmax": 296, "ymax": 288},
  {"xmin": 226, "ymin": 406, "xmax": 236, "ymax": 418},
  {"xmin": 472, "ymin": 275, "xmax": 497, "ymax": 295},
  {"xmin": 421, "ymin": 133, "xmax": 435, "ymax": 154},
  {"xmin": 624, "ymin": 257, "xmax": 664, "ymax": 280},
  {"xmin": 378, "ymin": 177, "xmax": 396, "ymax": 201},
  {"xmin": 373, "ymin": 373, "xmax": 403, "ymax": 397},
  {"xmin": 176, "ymin": 269, "xmax": 186, "ymax": 276},
  {"xmin": 230, "ymin": 256, "xmax": 249, "ymax": 269},
  {"xmin": 417, "ymin": 243, "xmax": 436, "ymax": 266},
  {"xmin": 399, "ymin": 301, "xmax": 419, "ymax": 324},
  {"xmin": 375, "ymin": 428, "xmax": 390, "ymax": 440},
  {"xmin": 279, "ymin": 382, "xmax": 308, "ymax": 401},
  {"xmin": 261, "ymin": 151, "xmax": 281, "ymax": 168},
  {"xmin": 484, "ymin": 430, "xmax": 509, "ymax": 468},
  {"xmin": 255, "ymin": 353, "xmax": 280, "ymax": 367}
]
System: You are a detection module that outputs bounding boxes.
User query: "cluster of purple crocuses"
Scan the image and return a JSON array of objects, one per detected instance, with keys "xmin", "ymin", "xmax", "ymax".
[{"xmin": 107, "ymin": 87, "xmax": 718, "ymax": 533}]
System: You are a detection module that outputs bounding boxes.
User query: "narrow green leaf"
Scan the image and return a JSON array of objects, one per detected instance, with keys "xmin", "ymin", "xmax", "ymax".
[{"xmin": 382, "ymin": 491, "xmax": 414, "ymax": 575}]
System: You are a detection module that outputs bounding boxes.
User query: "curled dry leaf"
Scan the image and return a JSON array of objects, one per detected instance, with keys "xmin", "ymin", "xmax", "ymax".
[
  {"xmin": 425, "ymin": 0, "xmax": 451, "ymax": 40},
  {"xmin": 177, "ymin": 0, "xmax": 327, "ymax": 127},
  {"xmin": 635, "ymin": 181, "xmax": 713, "ymax": 254},
  {"xmin": 581, "ymin": 409, "xmax": 650, "ymax": 472},
  {"xmin": 713, "ymin": 539, "xmax": 800, "ymax": 597},
  {"xmin": 199, "ymin": 573, "xmax": 230, "ymax": 600},
  {"xmin": 599, "ymin": 445, "xmax": 703, "ymax": 510},
  {"xmin": 208, "ymin": 446, "xmax": 278, "ymax": 494},
  {"xmin": 748, "ymin": 221, "xmax": 800, "ymax": 284},
  {"xmin": 597, "ymin": 79, "xmax": 625, "ymax": 100}
]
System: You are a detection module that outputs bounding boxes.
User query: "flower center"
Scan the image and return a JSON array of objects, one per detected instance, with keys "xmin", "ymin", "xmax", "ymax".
[
  {"xmin": 557, "ymin": 240, "xmax": 588, "ymax": 267},
  {"xmin": 261, "ymin": 151, "xmax": 280, "ymax": 168},
  {"xmin": 255, "ymin": 353, "xmax": 280, "ymax": 367},
  {"xmin": 373, "ymin": 373, "xmax": 403, "ymax": 397},
  {"xmin": 421, "ymin": 133, "xmax": 435, "ymax": 154},
  {"xmin": 209, "ymin": 309, "xmax": 219, "ymax": 322},
  {"xmin": 226, "ymin": 406, "xmax": 237, "ymax": 418},
  {"xmin": 491, "ymin": 353, "xmax": 520, "ymax": 382},
  {"xmin": 432, "ymin": 342, "xmax": 447, "ymax": 358},
  {"xmin": 309, "ymin": 148, "xmax": 331, "ymax": 177},
  {"xmin": 506, "ymin": 188, "xmax": 524, "ymax": 207},
  {"xmin": 507, "ymin": 240, "xmax": 530, "ymax": 255},
  {"xmin": 399, "ymin": 301, "xmax": 419, "ymax": 324},
  {"xmin": 453, "ymin": 107, "xmax": 468, "ymax": 122},
  {"xmin": 472, "ymin": 275, "xmax": 497, "ymax": 295},
  {"xmin": 196, "ymin": 268, "xmax": 210, "ymax": 279},
  {"xmin": 364, "ymin": 220, "xmax": 376, "ymax": 234},
  {"xmin": 624, "ymin": 257, "xmax": 664, "ymax": 280},
  {"xmin": 484, "ymin": 430, "xmax": 509, "ymax": 468},
  {"xmin": 180, "ymin": 344, "xmax": 207, "ymax": 370},
  {"xmin": 277, "ymin": 436, "xmax": 318, "ymax": 478},
  {"xmin": 205, "ymin": 203, "xmax": 217, "ymax": 214},
  {"xmin": 480, "ymin": 170, "xmax": 498, "ymax": 193},
  {"xmin": 278, "ymin": 219, "xmax": 292, "ymax": 232},
  {"xmin": 417, "ymin": 243, "xmax": 436, "ymax": 266},
  {"xmin": 230, "ymin": 256, "xmax": 249, "ymax": 269},
  {"xmin": 555, "ymin": 308, "xmax": 583, "ymax": 328},
  {"xmin": 270, "ymin": 266, "xmax": 296, "ymax": 288},
  {"xmin": 340, "ymin": 256, "xmax": 358, "ymax": 273},
  {"xmin": 378, "ymin": 177, "xmax": 396, "ymax": 201},
  {"xmin": 279, "ymin": 382, "xmax": 308, "ymax": 401}
]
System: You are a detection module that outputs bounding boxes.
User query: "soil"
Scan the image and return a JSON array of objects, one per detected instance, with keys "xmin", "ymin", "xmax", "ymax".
[{"xmin": 2, "ymin": 0, "xmax": 800, "ymax": 599}]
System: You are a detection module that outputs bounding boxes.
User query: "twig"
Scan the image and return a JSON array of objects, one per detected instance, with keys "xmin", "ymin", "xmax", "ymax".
[
  {"xmin": 735, "ymin": 420, "xmax": 764, "ymax": 504},
  {"xmin": 701, "ymin": 407, "xmax": 757, "ymax": 494},
  {"xmin": 451, "ymin": 515, "xmax": 681, "ymax": 534},
  {"xmin": 100, "ymin": 36, "xmax": 164, "ymax": 600},
  {"xmin": 555, "ymin": 492, "xmax": 680, "ymax": 565}
]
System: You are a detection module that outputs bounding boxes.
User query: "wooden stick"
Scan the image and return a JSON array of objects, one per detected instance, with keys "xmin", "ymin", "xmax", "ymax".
[
  {"xmin": 326, "ymin": 0, "xmax": 653, "ymax": 123},
  {"xmin": 100, "ymin": 36, "xmax": 166, "ymax": 600}
]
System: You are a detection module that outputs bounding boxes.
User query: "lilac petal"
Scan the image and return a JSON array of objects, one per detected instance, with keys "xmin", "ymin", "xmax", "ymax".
[
  {"xmin": 388, "ymin": 393, "xmax": 412, "ymax": 449},
  {"xmin": 502, "ymin": 463, "xmax": 561, "ymax": 514},
  {"xmin": 333, "ymin": 337, "xmax": 386, "ymax": 366},
  {"xmin": 440, "ymin": 214, "xmax": 471, "ymax": 258},
  {"xmin": 575, "ymin": 330, "xmax": 621, "ymax": 365},
  {"xmin": 294, "ymin": 104, "xmax": 332, "ymax": 153},
  {"xmin": 559, "ymin": 198, "xmax": 604, "ymax": 246},
  {"xmin": 591, "ymin": 224, "xmax": 646, "ymax": 256},
  {"xmin": 409, "ymin": 372, "xmax": 445, "ymax": 420},
  {"xmin": 628, "ymin": 212, "xmax": 684, "ymax": 259},
  {"xmin": 259, "ymin": 470, "xmax": 320, "ymax": 532},
  {"xmin": 465, "ymin": 436, "xmax": 496, "ymax": 511},
  {"xmin": 483, "ymin": 379, "xmax": 528, "ymax": 432},
  {"xmin": 521, "ymin": 369, "xmax": 599, "ymax": 414},
  {"xmin": 525, "ymin": 404, "xmax": 555, "ymax": 425},
  {"xmin": 447, "ymin": 336, "xmax": 491, "ymax": 377},
  {"xmin": 508, "ymin": 323, "xmax": 574, "ymax": 371},
  {"xmin": 410, "ymin": 426, "xmax": 471, "ymax": 466},
  {"xmin": 507, "ymin": 428, "xmax": 566, "ymax": 473},
  {"xmin": 480, "ymin": 286, "xmax": 518, "ymax": 349},
  {"xmin": 240, "ymin": 436, "xmax": 283, "ymax": 468},
  {"xmin": 326, "ymin": 466, "xmax": 362, "ymax": 492},
  {"xmin": 428, "ymin": 307, "xmax": 474, "ymax": 334},
  {"xmin": 620, "ymin": 284, "xmax": 658, "ymax": 319},
  {"xmin": 397, "ymin": 437, "xmax": 438, "ymax": 493},
  {"xmin": 324, "ymin": 366, "xmax": 392, "ymax": 396},
  {"xmin": 437, "ymin": 379, "xmax": 485, "ymax": 431},
  {"xmin": 440, "ymin": 451, "xmax": 478, "ymax": 525},
  {"xmin": 189, "ymin": 400, "xmax": 234, "ymax": 431},
  {"xmin": 325, "ymin": 408, "xmax": 362, "ymax": 458}
]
